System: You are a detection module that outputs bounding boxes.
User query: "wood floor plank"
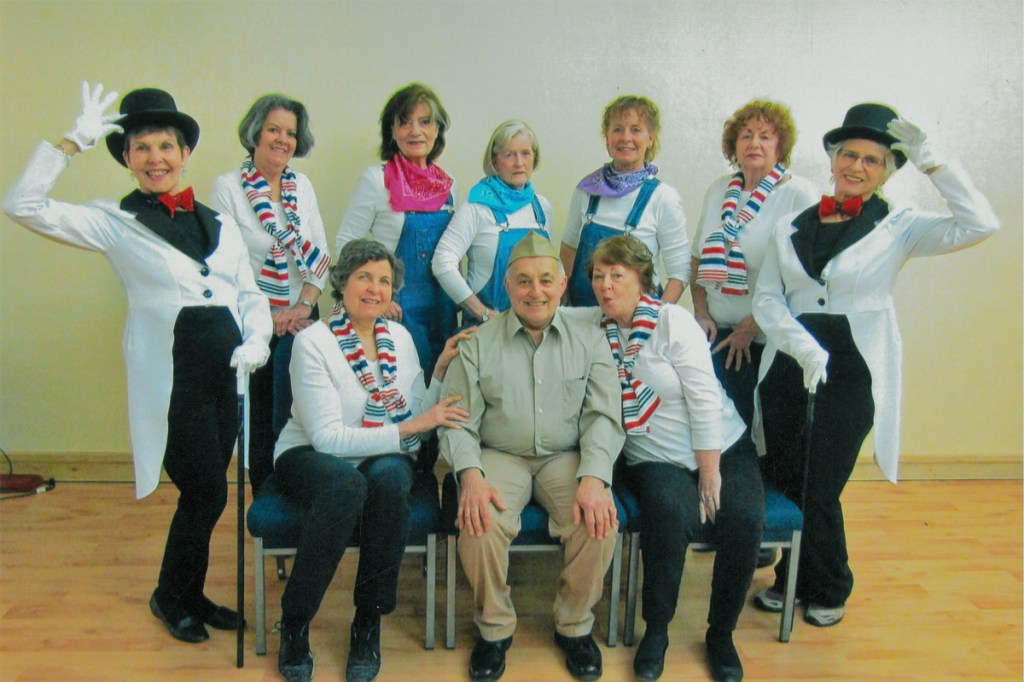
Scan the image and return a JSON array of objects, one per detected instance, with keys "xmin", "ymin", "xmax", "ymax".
[{"xmin": 0, "ymin": 480, "xmax": 1020, "ymax": 681}]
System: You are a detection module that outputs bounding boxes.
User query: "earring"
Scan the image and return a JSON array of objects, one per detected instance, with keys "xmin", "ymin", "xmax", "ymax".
[{"xmin": 181, "ymin": 166, "xmax": 188, "ymax": 178}]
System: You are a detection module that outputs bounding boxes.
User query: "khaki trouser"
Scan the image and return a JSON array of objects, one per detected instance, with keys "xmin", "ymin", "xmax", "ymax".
[{"xmin": 457, "ymin": 448, "xmax": 618, "ymax": 641}]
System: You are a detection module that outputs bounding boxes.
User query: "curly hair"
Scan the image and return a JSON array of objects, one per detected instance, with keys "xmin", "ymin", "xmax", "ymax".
[{"xmin": 721, "ymin": 99, "xmax": 797, "ymax": 167}]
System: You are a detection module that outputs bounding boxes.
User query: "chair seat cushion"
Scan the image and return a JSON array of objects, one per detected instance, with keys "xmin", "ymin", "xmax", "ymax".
[
  {"xmin": 441, "ymin": 472, "xmax": 628, "ymax": 546},
  {"xmin": 247, "ymin": 469, "xmax": 441, "ymax": 550}
]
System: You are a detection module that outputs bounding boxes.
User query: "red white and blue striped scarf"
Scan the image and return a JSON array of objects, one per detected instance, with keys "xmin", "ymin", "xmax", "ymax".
[
  {"xmin": 695, "ymin": 162, "xmax": 786, "ymax": 296},
  {"xmin": 329, "ymin": 308, "xmax": 420, "ymax": 453},
  {"xmin": 601, "ymin": 294, "xmax": 663, "ymax": 435},
  {"xmin": 241, "ymin": 157, "xmax": 331, "ymax": 307}
]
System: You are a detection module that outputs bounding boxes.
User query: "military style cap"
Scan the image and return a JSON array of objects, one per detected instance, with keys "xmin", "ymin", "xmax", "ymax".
[{"xmin": 508, "ymin": 230, "xmax": 558, "ymax": 265}]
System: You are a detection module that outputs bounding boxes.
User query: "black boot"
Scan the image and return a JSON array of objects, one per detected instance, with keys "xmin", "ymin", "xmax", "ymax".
[
  {"xmin": 706, "ymin": 627, "xmax": 743, "ymax": 682},
  {"xmin": 346, "ymin": 609, "xmax": 382, "ymax": 682},
  {"xmin": 633, "ymin": 625, "xmax": 668, "ymax": 680},
  {"xmin": 279, "ymin": 622, "xmax": 314, "ymax": 682}
]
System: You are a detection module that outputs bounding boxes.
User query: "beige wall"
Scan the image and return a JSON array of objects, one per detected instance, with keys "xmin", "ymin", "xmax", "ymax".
[{"xmin": 1, "ymin": 0, "xmax": 1021, "ymax": 470}]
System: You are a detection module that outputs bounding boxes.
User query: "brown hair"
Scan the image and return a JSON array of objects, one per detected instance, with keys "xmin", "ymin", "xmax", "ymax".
[
  {"xmin": 586, "ymin": 235, "xmax": 656, "ymax": 295},
  {"xmin": 721, "ymin": 99, "xmax": 797, "ymax": 167}
]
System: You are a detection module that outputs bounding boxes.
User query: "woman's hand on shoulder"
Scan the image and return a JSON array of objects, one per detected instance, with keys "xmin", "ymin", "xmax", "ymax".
[
  {"xmin": 383, "ymin": 300, "xmax": 403, "ymax": 322},
  {"xmin": 433, "ymin": 327, "xmax": 477, "ymax": 382}
]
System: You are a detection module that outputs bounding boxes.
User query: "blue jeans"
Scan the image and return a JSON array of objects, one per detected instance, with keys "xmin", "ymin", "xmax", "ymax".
[
  {"xmin": 275, "ymin": 448, "xmax": 415, "ymax": 626},
  {"xmin": 620, "ymin": 437, "xmax": 763, "ymax": 632}
]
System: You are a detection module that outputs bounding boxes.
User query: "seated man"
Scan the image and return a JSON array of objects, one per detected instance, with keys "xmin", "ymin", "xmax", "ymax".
[{"xmin": 440, "ymin": 230, "xmax": 625, "ymax": 682}]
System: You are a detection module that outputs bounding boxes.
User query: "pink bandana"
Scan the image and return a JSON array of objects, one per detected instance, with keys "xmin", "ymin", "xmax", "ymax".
[{"xmin": 382, "ymin": 153, "xmax": 453, "ymax": 212}]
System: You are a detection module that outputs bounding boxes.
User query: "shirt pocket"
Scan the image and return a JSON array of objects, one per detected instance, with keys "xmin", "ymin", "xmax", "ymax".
[{"xmin": 560, "ymin": 375, "xmax": 587, "ymax": 423}]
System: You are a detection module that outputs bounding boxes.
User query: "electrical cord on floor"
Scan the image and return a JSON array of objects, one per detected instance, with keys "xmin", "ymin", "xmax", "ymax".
[{"xmin": 0, "ymin": 445, "xmax": 56, "ymax": 500}]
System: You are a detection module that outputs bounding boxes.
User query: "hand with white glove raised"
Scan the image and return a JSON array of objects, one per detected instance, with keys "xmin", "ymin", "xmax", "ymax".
[
  {"xmin": 230, "ymin": 340, "xmax": 270, "ymax": 374},
  {"xmin": 63, "ymin": 81, "xmax": 122, "ymax": 153},
  {"xmin": 796, "ymin": 346, "xmax": 829, "ymax": 392},
  {"xmin": 888, "ymin": 117, "xmax": 944, "ymax": 174}
]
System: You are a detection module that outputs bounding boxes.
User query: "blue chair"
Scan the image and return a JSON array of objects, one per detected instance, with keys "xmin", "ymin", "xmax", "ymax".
[
  {"xmin": 616, "ymin": 482, "xmax": 803, "ymax": 644},
  {"xmin": 247, "ymin": 463, "xmax": 442, "ymax": 655},
  {"xmin": 440, "ymin": 472, "xmax": 628, "ymax": 649}
]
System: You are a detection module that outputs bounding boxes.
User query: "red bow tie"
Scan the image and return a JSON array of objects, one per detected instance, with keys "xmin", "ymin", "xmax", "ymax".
[
  {"xmin": 819, "ymin": 195, "xmax": 863, "ymax": 219},
  {"xmin": 156, "ymin": 187, "xmax": 195, "ymax": 217}
]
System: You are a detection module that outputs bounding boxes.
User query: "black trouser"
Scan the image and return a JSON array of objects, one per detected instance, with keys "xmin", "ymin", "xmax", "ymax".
[
  {"xmin": 157, "ymin": 306, "xmax": 241, "ymax": 621},
  {"xmin": 709, "ymin": 327, "xmax": 764, "ymax": 430},
  {"xmin": 622, "ymin": 437, "xmax": 764, "ymax": 632},
  {"xmin": 759, "ymin": 314, "xmax": 874, "ymax": 608},
  {"xmin": 275, "ymin": 447, "xmax": 415, "ymax": 627}
]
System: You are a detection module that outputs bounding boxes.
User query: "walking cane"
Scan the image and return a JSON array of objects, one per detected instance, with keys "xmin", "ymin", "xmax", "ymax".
[
  {"xmin": 236, "ymin": 367, "xmax": 250, "ymax": 668},
  {"xmin": 798, "ymin": 384, "xmax": 817, "ymax": 514}
]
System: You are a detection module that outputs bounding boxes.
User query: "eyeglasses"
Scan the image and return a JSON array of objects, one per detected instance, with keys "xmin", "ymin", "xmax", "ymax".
[{"xmin": 837, "ymin": 149, "xmax": 885, "ymax": 170}]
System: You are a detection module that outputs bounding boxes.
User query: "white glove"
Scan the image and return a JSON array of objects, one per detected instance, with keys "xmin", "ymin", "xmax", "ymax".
[
  {"xmin": 63, "ymin": 81, "xmax": 122, "ymax": 152},
  {"xmin": 888, "ymin": 117, "xmax": 944, "ymax": 173},
  {"xmin": 230, "ymin": 341, "xmax": 270, "ymax": 374},
  {"xmin": 796, "ymin": 347, "xmax": 829, "ymax": 392}
]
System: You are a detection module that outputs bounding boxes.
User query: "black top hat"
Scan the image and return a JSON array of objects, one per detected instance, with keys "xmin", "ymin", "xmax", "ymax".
[
  {"xmin": 106, "ymin": 88, "xmax": 200, "ymax": 167},
  {"xmin": 822, "ymin": 102, "xmax": 907, "ymax": 169}
]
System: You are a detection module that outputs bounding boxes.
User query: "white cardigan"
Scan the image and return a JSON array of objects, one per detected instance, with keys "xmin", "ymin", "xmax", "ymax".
[
  {"xmin": 4, "ymin": 142, "xmax": 273, "ymax": 498},
  {"xmin": 209, "ymin": 167, "xmax": 330, "ymax": 305},
  {"xmin": 274, "ymin": 320, "xmax": 442, "ymax": 464},
  {"xmin": 752, "ymin": 162, "xmax": 999, "ymax": 482}
]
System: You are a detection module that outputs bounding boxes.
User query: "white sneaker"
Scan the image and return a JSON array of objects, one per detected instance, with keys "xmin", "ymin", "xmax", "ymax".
[
  {"xmin": 804, "ymin": 603, "xmax": 845, "ymax": 627},
  {"xmin": 752, "ymin": 588, "xmax": 795, "ymax": 613}
]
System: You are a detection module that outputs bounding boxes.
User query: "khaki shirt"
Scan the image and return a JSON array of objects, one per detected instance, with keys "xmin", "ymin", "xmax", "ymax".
[{"xmin": 440, "ymin": 309, "xmax": 624, "ymax": 484}]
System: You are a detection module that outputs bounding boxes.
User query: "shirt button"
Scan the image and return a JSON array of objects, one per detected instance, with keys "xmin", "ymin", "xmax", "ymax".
[
  {"xmin": 203, "ymin": 290, "xmax": 213, "ymax": 299},
  {"xmin": 200, "ymin": 266, "xmax": 210, "ymax": 277},
  {"xmin": 817, "ymin": 298, "xmax": 826, "ymax": 306}
]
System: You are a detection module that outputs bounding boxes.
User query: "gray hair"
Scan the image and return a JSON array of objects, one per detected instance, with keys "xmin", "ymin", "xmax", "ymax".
[
  {"xmin": 329, "ymin": 239, "xmax": 404, "ymax": 302},
  {"xmin": 238, "ymin": 94, "xmax": 315, "ymax": 158},
  {"xmin": 482, "ymin": 119, "xmax": 540, "ymax": 176},
  {"xmin": 827, "ymin": 140, "xmax": 898, "ymax": 185}
]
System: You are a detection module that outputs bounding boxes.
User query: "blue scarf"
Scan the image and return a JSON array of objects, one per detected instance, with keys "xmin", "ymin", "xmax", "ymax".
[
  {"xmin": 577, "ymin": 162, "xmax": 658, "ymax": 199},
  {"xmin": 467, "ymin": 175, "xmax": 536, "ymax": 214}
]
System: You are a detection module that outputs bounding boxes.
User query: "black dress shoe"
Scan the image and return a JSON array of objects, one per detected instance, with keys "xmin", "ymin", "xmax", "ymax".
[
  {"xmin": 705, "ymin": 628, "xmax": 743, "ymax": 682},
  {"xmin": 149, "ymin": 591, "xmax": 209, "ymax": 644},
  {"xmin": 554, "ymin": 631, "xmax": 602, "ymax": 681},
  {"xmin": 200, "ymin": 596, "xmax": 246, "ymax": 630},
  {"xmin": 633, "ymin": 629, "xmax": 668, "ymax": 680},
  {"xmin": 469, "ymin": 635, "xmax": 512, "ymax": 682}
]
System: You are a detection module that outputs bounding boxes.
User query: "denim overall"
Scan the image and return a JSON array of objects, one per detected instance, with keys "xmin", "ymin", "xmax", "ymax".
[
  {"xmin": 567, "ymin": 178, "xmax": 660, "ymax": 306},
  {"xmin": 394, "ymin": 195, "xmax": 456, "ymax": 376},
  {"xmin": 476, "ymin": 197, "xmax": 548, "ymax": 313}
]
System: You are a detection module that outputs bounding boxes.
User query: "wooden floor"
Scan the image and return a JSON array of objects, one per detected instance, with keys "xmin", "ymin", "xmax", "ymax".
[{"xmin": 0, "ymin": 480, "xmax": 1020, "ymax": 681}]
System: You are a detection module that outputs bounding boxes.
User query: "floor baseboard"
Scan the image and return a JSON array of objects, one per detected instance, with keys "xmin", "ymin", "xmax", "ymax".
[{"xmin": 4, "ymin": 451, "xmax": 1021, "ymax": 483}]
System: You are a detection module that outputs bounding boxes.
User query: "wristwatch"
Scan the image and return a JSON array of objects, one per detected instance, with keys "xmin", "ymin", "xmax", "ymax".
[
  {"xmin": 297, "ymin": 300, "xmax": 315, "ymax": 308},
  {"xmin": 479, "ymin": 310, "xmax": 491, "ymax": 322}
]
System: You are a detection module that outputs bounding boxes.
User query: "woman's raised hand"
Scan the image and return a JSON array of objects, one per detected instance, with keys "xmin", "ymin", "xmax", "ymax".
[
  {"xmin": 64, "ymin": 82, "xmax": 122, "ymax": 153},
  {"xmin": 433, "ymin": 326, "xmax": 477, "ymax": 382},
  {"xmin": 888, "ymin": 117, "xmax": 943, "ymax": 173}
]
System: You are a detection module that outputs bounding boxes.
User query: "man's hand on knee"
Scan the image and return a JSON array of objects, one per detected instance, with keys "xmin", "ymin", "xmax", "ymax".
[
  {"xmin": 572, "ymin": 476, "xmax": 617, "ymax": 539},
  {"xmin": 457, "ymin": 468, "xmax": 507, "ymax": 537}
]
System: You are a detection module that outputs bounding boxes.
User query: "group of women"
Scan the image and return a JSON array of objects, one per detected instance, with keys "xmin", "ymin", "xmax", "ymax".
[{"xmin": 3, "ymin": 79, "xmax": 998, "ymax": 682}]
